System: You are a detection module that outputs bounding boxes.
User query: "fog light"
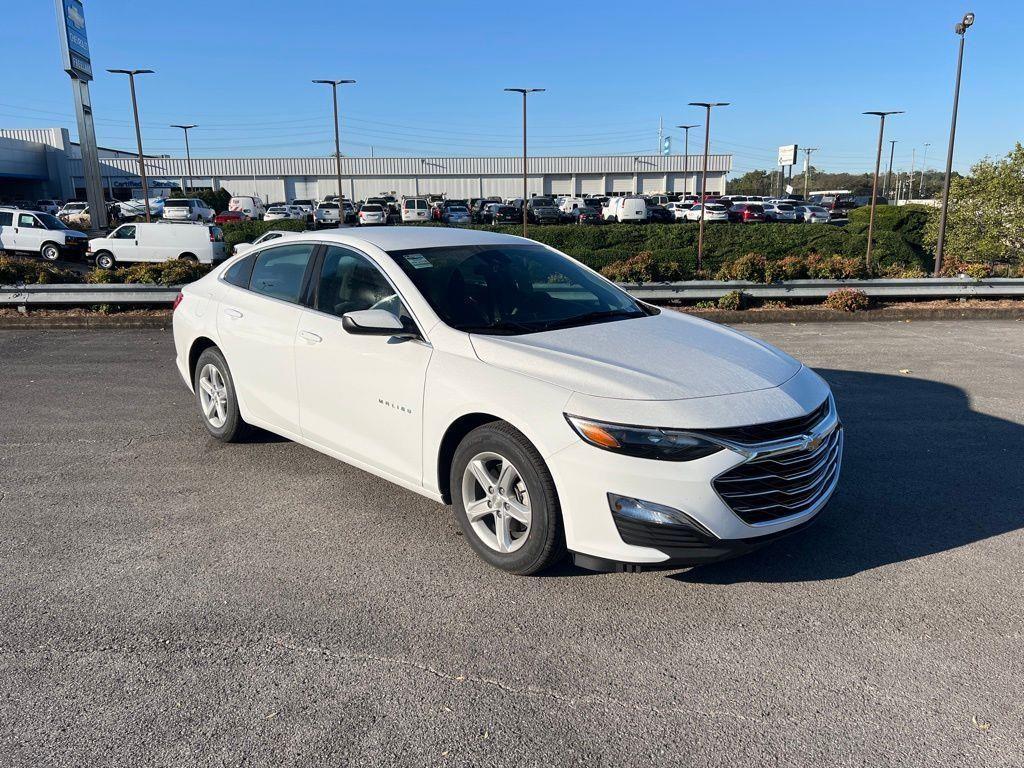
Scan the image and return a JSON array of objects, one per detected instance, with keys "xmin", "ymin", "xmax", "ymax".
[{"xmin": 608, "ymin": 493, "xmax": 706, "ymax": 531}]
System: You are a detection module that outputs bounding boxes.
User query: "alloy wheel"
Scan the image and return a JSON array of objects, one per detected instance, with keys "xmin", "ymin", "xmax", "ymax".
[
  {"xmin": 461, "ymin": 451, "xmax": 532, "ymax": 553},
  {"xmin": 198, "ymin": 363, "xmax": 229, "ymax": 429}
]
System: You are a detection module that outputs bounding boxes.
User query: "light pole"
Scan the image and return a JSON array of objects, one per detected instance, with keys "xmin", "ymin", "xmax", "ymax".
[
  {"xmin": 170, "ymin": 124, "xmax": 197, "ymax": 194},
  {"xmin": 935, "ymin": 11, "xmax": 975, "ymax": 276},
  {"xmin": 675, "ymin": 124, "xmax": 699, "ymax": 195},
  {"xmin": 688, "ymin": 102, "xmax": 729, "ymax": 273},
  {"xmin": 885, "ymin": 139, "xmax": 897, "ymax": 200},
  {"xmin": 919, "ymin": 142, "xmax": 930, "ymax": 197},
  {"xmin": 108, "ymin": 68, "xmax": 154, "ymax": 222},
  {"xmin": 505, "ymin": 88, "xmax": 545, "ymax": 238},
  {"xmin": 802, "ymin": 147, "xmax": 818, "ymax": 199},
  {"xmin": 863, "ymin": 111, "xmax": 903, "ymax": 271},
  {"xmin": 313, "ymin": 79, "xmax": 356, "ymax": 204}
]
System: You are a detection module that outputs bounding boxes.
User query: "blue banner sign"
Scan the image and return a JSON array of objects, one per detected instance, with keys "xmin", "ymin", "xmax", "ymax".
[{"xmin": 56, "ymin": 0, "xmax": 92, "ymax": 80}]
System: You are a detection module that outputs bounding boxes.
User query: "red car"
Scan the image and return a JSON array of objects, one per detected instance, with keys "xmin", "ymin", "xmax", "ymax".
[
  {"xmin": 728, "ymin": 203, "xmax": 766, "ymax": 223},
  {"xmin": 214, "ymin": 210, "xmax": 247, "ymax": 224}
]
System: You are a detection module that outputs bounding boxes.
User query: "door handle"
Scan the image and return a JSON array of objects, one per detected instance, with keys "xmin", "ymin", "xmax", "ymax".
[
  {"xmin": 224, "ymin": 308, "xmax": 243, "ymax": 319},
  {"xmin": 298, "ymin": 330, "xmax": 322, "ymax": 344}
]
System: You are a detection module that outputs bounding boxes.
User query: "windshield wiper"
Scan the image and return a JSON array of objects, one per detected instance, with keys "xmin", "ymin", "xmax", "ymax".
[
  {"xmin": 460, "ymin": 320, "xmax": 540, "ymax": 336},
  {"xmin": 536, "ymin": 308, "xmax": 644, "ymax": 332}
]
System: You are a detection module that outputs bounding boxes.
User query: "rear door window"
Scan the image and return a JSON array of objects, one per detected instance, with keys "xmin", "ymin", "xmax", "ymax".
[{"xmin": 248, "ymin": 244, "xmax": 315, "ymax": 303}]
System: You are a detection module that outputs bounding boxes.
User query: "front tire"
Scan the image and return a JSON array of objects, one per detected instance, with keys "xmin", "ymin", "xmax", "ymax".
[
  {"xmin": 41, "ymin": 243, "xmax": 61, "ymax": 262},
  {"xmin": 451, "ymin": 422, "xmax": 564, "ymax": 575},
  {"xmin": 193, "ymin": 347, "xmax": 250, "ymax": 442},
  {"xmin": 94, "ymin": 251, "xmax": 115, "ymax": 269}
]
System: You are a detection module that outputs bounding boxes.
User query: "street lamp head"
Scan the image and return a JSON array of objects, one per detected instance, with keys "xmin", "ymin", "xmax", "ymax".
[
  {"xmin": 962, "ymin": 12, "xmax": 975, "ymax": 27},
  {"xmin": 107, "ymin": 68, "xmax": 154, "ymax": 76},
  {"xmin": 688, "ymin": 102, "xmax": 730, "ymax": 108},
  {"xmin": 863, "ymin": 110, "xmax": 905, "ymax": 117},
  {"xmin": 676, "ymin": 124, "xmax": 700, "ymax": 130},
  {"xmin": 312, "ymin": 79, "xmax": 356, "ymax": 86},
  {"xmin": 504, "ymin": 88, "xmax": 545, "ymax": 94},
  {"xmin": 170, "ymin": 124, "xmax": 197, "ymax": 130}
]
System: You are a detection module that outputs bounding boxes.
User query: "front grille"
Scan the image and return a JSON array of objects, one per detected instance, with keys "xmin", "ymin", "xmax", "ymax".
[
  {"xmin": 713, "ymin": 427, "xmax": 843, "ymax": 525},
  {"xmin": 704, "ymin": 399, "xmax": 830, "ymax": 444}
]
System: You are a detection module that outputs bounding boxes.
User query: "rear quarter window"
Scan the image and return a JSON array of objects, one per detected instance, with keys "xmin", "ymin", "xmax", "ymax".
[{"xmin": 223, "ymin": 253, "xmax": 256, "ymax": 288}]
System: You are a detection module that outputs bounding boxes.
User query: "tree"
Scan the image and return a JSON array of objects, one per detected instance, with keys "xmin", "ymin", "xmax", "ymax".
[{"xmin": 925, "ymin": 143, "xmax": 1024, "ymax": 268}]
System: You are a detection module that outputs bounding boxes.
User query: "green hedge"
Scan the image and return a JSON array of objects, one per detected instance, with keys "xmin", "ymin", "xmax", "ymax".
[
  {"xmin": 221, "ymin": 218, "xmax": 307, "ymax": 253},
  {"xmin": 472, "ymin": 221, "xmax": 928, "ymax": 277},
  {"xmin": 0, "ymin": 255, "xmax": 80, "ymax": 284}
]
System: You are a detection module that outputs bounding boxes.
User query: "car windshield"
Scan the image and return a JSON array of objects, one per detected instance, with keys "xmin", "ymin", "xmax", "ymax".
[
  {"xmin": 777, "ymin": 204, "xmax": 794, "ymax": 211},
  {"xmin": 319, "ymin": 203, "xmax": 339, "ymax": 209},
  {"xmin": 389, "ymin": 243, "xmax": 648, "ymax": 335},
  {"xmin": 38, "ymin": 213, "xmax": 70, "ymax": 230},
  {"xmin": 449, "ymin": 207, "xmax": 469, "ymax": 213},
  {"xmin": 163, "ymin": 200, "xmax": 189, "ymax": 207}
]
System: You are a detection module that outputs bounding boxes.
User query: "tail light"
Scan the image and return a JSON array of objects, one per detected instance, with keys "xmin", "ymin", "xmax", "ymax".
[{"xmin": 172, "ymin": 292, "xmax": 184, "ymax": 311}]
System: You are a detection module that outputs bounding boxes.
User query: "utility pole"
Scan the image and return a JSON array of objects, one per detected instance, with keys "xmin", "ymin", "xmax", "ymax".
[
  {"xmin": 170, "ymin": 124, "xmax": 196, "ymax": 194},
  {"xmin": 935, "ymin": 12, "xmax": 975, "ymax": 276},
  {"xmin": 108, "ymin": 69, "xmax": 154, "ymax": 222},
  {"xmin": 885, "ymin": 139, "xmax": 897, "ymax": 200},
  {"xmin": 313, "ymin": 79, "xmax": 356, "ymax": 203},
  {"xmin": 919, "ymin": 142, "xmax": 930, "ymax": 197},
  {"xmin": 801, "ymin": 147, "xmax": 818, "ymax": 199},
  {"xmin": 657, "ymin": 116, "xmax": 663, "ymax": 156},
  {"xmin": 908, "ymin": 147, "xmax": 916, "ymax": 204},
  {"xmin": 863, "ymin": 111, "xmax": 903, "ymax": 271},
  {"xmin": 676, "ymin": 124, "xmax": 699, "ymax": 195},
  {"xmin": 688, "ymin": 102, "xmax": 729, "ymax": 273},
  {"xmin": 504, "ymin": 88, "xmax": 545, "ymax": 238}
]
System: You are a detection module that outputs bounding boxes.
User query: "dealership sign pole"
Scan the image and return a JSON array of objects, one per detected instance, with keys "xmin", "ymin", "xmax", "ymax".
[{"xmin": 54, "ymin": 0, "xmax": 107, "ymax": 231}]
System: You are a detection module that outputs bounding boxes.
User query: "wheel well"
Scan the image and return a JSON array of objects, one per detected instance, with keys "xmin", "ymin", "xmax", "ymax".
[
  {"xmin": 436, "ymin": 413, "xmax": 502, "ymax": 504},
  {"xmin": 188, "ymin": 337, "xmax": 218, "ymax": 384},
  {"xmin": 41, "ymin": 240, "xmax": 61, "ymax": 251},
  {"xmin": 179, "ymin": 252, "xmax": 198, "ymax": 261}
]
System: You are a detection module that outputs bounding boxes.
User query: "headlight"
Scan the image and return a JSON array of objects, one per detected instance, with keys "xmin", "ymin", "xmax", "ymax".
[{"xmin": 565, "ymin": 414, "xmax": 723, "ymax": 461}]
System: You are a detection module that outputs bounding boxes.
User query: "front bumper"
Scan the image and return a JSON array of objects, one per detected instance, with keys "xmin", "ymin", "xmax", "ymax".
[{"xmin": 546, "ymin": 369, "xmax": 841, "ymax": 568}]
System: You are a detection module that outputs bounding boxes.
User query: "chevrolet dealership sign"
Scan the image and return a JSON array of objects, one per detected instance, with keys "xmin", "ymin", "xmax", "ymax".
[{"xmin": 55, "ymin": 0, "xmax": 93, "ymax": 81}]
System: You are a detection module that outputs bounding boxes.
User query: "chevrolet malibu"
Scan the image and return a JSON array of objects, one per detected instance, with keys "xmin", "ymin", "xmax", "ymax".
[{"xmin": 172, "ymin": 228, "xmax": 842, "ymax": 574}]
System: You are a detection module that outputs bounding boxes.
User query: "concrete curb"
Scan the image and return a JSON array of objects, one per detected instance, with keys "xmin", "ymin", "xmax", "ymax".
[
  {"xmin": 0, "ymin": 314, "xmax": 172, "ymax": 330},
  {"xmin": 681, "ymin": 306, "xmax": 1024, "ymax": 324},
  {"xmin": 1, "ymin": 305, "xmax": 1023, "ymax": 330}
]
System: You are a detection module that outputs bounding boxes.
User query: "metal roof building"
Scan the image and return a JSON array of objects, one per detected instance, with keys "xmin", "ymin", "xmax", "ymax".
[{"xmin": 2, "ymin": 127, "xmax": 732, "ymax": 203}]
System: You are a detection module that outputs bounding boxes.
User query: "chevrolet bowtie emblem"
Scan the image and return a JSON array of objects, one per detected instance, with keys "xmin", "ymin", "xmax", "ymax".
[{"xmin": 802, "ymin": 434, "xmax": 825, "ymax": 452}]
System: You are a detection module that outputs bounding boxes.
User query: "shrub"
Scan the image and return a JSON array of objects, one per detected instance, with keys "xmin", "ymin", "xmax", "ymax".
[
  {"xmin": 717, "ymin": 290, "xmax": 746, "ymax": 311},
  {"xmin": 83, "ymin": 260, "xmax": 211, "ymax": 286},
  {"xmin": 716, "ymin": 252, "xmax": 766, "ymax": 282},
  {"xmin": 805, "ymin": 253, "xmax": 867, "ymax": 280},
  {"xmin": 824, "ymin": 288, "xmax": 870, "ymax": 312},
  {"xmin": 694, "ymin": 300, "xmax": 717, "ymax": 309},
  {"xmin": 0, "ymin": 255, "xmax": 81, "ymax": 285},
  {"xmin": 760, "ymin": 300, "xmax": 789, "ymax": 309},
  {"xmin": 600, "ymin": 251, "xmax": 685, "ymax": 283},
  {"xmin": 774, "ymin": 255, "xmax": 809, "ymax": 281}
]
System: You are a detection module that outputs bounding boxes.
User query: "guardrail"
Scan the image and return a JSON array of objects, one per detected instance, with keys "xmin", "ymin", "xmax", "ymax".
[{"xmin": 2, "ymin": 277, "xmax": 1023, "ymax": 308}]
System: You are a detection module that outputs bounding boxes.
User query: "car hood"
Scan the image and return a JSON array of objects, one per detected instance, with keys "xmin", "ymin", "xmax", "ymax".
[{"xmin": 469, "ymin": 311, "xmax": 802, "ymax": 401}]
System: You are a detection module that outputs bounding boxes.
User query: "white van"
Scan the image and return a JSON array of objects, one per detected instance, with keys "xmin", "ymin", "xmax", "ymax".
[
  {"xmin": 88, "ymin": 222, "xmax": 227, "ymax": 269},
  {"xmin": 601, "ymin": 196, "xmax": 647, "ymax": 223},
  {"xmin": 0, "ymin": 207, "xmax": 89, "ymax": 261},
  {"xmin": 228, "ymin": 196, "xmax": 266, "ymax": 220},
  {"xmin": 400, "ymin": 197, "xmax": 431, "ymax": 223},
  {"xmin": 558, "ymin": 197, "xmax": 587, "ymax": 215}
]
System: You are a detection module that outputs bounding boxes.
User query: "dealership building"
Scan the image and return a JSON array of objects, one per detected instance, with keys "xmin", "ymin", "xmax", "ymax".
[{"xmin": 1, "ymin": 127, "xmax": 732, "ymax": 203}]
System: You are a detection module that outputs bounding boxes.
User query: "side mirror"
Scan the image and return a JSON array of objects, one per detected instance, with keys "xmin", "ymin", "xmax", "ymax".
[{"xmin": 342, "ymin": 309, "xmax": 416, "ymax": 338}]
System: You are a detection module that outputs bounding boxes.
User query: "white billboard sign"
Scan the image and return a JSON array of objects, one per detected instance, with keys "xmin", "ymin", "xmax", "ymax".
[{"xmin": 778, "ymin": 144, "xmax": 798, "ymax": 167}]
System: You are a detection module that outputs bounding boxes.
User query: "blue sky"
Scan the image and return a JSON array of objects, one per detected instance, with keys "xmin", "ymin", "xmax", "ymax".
[{"xmin": 3, "ymin": 0, "xmax": 1018, "ymax": 176}]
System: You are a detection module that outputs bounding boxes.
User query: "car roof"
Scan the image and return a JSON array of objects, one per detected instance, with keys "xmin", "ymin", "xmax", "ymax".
[{"xmin": 302, "ymin": 225, "xmax": 531, "ymax": 251}]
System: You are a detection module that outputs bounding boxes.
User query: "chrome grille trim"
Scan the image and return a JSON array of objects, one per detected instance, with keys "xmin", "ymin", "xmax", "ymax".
[{"xmin": 711, "ymin": 397, "xmax": 844, "ymax": 527}]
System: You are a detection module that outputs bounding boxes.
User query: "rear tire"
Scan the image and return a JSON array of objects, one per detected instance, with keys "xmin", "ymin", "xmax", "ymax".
[
  {"xmin": 193, "ymin": 347, "xmax": 250, "ymax": 443},
  {"xmin": 451, "ymin": 422, "xmax": 565, "ymax": 575}
]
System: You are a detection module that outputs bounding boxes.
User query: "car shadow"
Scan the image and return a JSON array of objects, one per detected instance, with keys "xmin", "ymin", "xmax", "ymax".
[{"xmin": 673, "ymin": 368, "xmax": 1024, "ymax": 584}]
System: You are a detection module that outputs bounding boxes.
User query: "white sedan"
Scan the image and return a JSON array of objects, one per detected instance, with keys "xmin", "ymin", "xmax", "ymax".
[
  {"xmin": 665, "ymin": 202, "xmax": 691, "ymax": 221},
  {"xmin": 683, "ymin": 203, "xmax": 729, "ymax": 222},
  {"xmin": 263, "ymin": 205, "xmax": 305, "ymax": 222},
  {"xmin": 172, "ymin": 228, "xmax": 842, "ymax": 574}
]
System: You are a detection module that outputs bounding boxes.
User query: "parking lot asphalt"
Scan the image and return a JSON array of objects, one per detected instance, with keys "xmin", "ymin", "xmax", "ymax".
[{"xmin": 1, "ymin": 321, "xmax": 1023, "ymax": 767}]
